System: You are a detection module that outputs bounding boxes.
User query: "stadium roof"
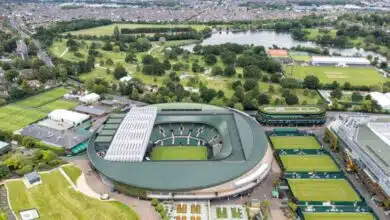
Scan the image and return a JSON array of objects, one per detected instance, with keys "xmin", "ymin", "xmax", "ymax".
[
  {"xmin": 312, "ymin": 56, "xmax": 370, "ymax": 65},
  {"xmin": 88, "ymin": 103, "xmax": 269, "ymax": 191},
  {"xmin": 259, "ymin": 106, "xmax": 325, "ymax": 115}
]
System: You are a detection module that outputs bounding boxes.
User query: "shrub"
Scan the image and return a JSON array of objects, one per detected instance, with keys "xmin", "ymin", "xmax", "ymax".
[
  {"xmin": 151, "ymin": 198, "xmax": 159, "ymax": 206},
  {"xmin": 155, "ymin": 203, "xmax": 164, "ymax": 212}
]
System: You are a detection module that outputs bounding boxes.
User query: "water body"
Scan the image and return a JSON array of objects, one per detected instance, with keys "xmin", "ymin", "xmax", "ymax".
[{"xmin": 182, "ymin": 30, "xmax": 386, "ymax": 61}]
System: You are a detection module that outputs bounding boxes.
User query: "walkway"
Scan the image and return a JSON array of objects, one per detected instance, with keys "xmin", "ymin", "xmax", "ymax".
[
  {"xmin": 72, "ymin": 159, "xmax": 160, "ymax": 220},
  {"xmin": 59, "ymin": 47, "xmax": 69, "ymax": 58}
]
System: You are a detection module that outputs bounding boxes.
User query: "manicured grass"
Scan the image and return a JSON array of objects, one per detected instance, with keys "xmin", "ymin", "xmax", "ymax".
[
  {"xmin": 38, "ymin": 99, "xmax": 78, "ymax": 112},
  {"xmin": 79, "ymin": 67, "xmax": 116, "ymax": 82},
  {"xmin": 231, "ymin": 207, "xmax": 242, "ymax": 218},
  {"xmin": 6, "ymin": 170, "xmax": 139, "ymax": 220},
  {"xmin": 151, "ymin": 146, "xmax": 208, "ymax": 160},
  {"xmin": 216, "ymin": 207, "xmax": 228, "ymax": 218},
  {"xmin": 305, "ymin": 28, "xmax": 338, "ymax": 41},
  {"xmin": 62, "ymin": 165, "xmax": 82, "ymax": 184},
  {"xmin": 0, "ymin": 105, "xmax": 47, "ymax": 132},
  {"xmin": 290, "ymin": 55, "xmax": 312, "ymax": 62},
  {"xmin": 270, "ymin": 136, "xmax": 321, "ymax": 150},
  {"xmin": 280, "ymin": 155, "xmax": 340, "ymax": 172},
  {"xmin": 285, "ymin": 65, "xmax": 386, "ymax": 86},
  {"xmin": 16, "ymin": 87, "xmax": 70, "ymax": 108},
  {"xmin": 67, "ymin": 23, "xmax": 209, "ymax": 36},
  {"xmin": 288, "ymin": 179, "xmax": 361, "ymax": 202},
  {"xmin": 303, "ymin": 212, "xmax": 375, "ymax": 220},
  {"xmin": 261, "ymin": 106, "xmax": 322, "ymax": 114}
]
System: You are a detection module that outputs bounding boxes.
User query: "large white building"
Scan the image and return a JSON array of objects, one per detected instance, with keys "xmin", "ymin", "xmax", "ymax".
[
  {"xmin": 48, "ymin": 109, "xmax": 90, "ymax": 126},
  {"xmin": 312, "ymin": 56, "xmax": 370, "ymax": 66},
  {"xmin": 369, "ymin": 92, "xmax": 390, "ymax": 110}
]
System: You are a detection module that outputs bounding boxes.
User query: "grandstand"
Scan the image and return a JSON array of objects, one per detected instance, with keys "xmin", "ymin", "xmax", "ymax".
[
  {"xmin": 257, "ymin": 105, "xmax": 326, "ymax": 126},
  {"xmin": 88, "ymin": 103, "xmax": 272, "ymax": 200}
]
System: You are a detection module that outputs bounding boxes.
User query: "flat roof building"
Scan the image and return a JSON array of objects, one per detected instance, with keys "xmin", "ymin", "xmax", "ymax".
[
  {"xmin": 79, "ymin": 93, "xmax": 100, "ymax": 104},
  {"xmin": 312, "ymin": 56, "xmax": 370, "ymax": 66},
  {"xmin": 74, "ymin": 105, "xmax": 106, "ymax": 117},
  {"xmin": 0, "ymin": 141, "xmax": 11, "ymax": 155},
  {"xmin": 369, "ymin": 92, "xmax": 390, "ymax": 110},
  {"xmin": 24, "ymin": 171, "xmax": 40, "ymax": 185},
  {"xmin": 48, "ymin": 109, "xmax": 90, "ymax": 126}
]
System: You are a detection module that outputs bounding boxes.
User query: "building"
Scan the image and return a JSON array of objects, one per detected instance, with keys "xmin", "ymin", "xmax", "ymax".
[
  {"xmin": 24, "ymin": 171, "xmax": 41, "ymax": 185},
  {"xmin": 330, "ymin": 115, "xmax": 390, "ymax": 200},
  {"xmin": 88, "ymin": 103, "xmax": 272, "ymax": 200},
  {"xmin": 48, "ymin": 109, "xmax": 90, "ymax": 126},
  {"xmin": 256, "ymin": 106, "xmax": 326, "ymax": 126},
  {"xmin": 312, "ymin": 56, "xmax": 371, "ymax": 66},
  {"xmin": 74, "ymin": 105, "xmax": 107, "ymax": 117},
  {"xmin": 369, "ymin": 92, "xmax": 390, "ymax": 110},
  {"xmin": 0, "ymin": 141, "xmax": 11, "ymax": 155},
  {"xmin": 79, "ymin": 93, "xmax": 100, "ymax": 104}
]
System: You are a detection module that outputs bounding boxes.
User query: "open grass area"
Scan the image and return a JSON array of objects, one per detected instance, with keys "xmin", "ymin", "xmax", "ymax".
[
  {"xmin": 303, "ymin": 212, "xmax": 375, "ymax": 220},
  {"xmin": 16, "ymin": 87, "xmax": 70, "ymax": 108},
  {"xmin": 285, "ymin": 65, "xmax": 386, "ymax": 86},
  {"xmin": 67, "ymin": 23, "xmax": 209, "ymax": 36},
  {"xmin": 305, "ymin": 28, "xmax": 338, "ymax": 41},
  {"xmin": 290, "ymin": 55, "xmax": 312, "ymax": 62},
  {"xmin": 151, "ymin": 146, "xmax": 208, "ymax": 160},
  {"xmin": 0, "ymin": 105, "xmax": 46, "ymax": 132},
  {"xmin": 280, "ymin": 155, "xmax": 340, "ymax": 172},
  {"xmin": 62, "ymin": 165, "xmax": 82, "ymax": 184},
  {"xmin": 288, "ymin": 179, "xmax": 361, "ymax": 202},
  {"xmin": 38, "ymin": 99, "xmax": 78, "ymax": 112},
  {"xmin": 216, "ymin": 207, "xmax": 228, "ymax": 219},
  {"xmin": 6, "ymin": 170, "xmax": 139, "ymax": 220},
  {"xmin": 270, "ymin": 136, "xmax": 321, "ymax": 150}
]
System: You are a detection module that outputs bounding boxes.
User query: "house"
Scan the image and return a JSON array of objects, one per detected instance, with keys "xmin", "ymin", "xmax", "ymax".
[
  {"xmin": 0, "ymin": 141, "xmax": 11, "ymax": 155},
  {"xmin": 24, "ymin": 171, "xmax": 41, "ymax": 185}
]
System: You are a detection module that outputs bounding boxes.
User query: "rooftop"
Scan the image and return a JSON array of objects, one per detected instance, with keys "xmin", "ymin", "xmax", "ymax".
[
  {"xmin": 0, "ymin": 141, "xmax": 10, "ymax": 149},
  {"xmin": 74, "ymin": 105, "xmax": 106, "ymax": 116}
]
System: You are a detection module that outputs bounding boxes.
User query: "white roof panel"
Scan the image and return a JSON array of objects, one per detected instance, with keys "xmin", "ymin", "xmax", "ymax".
[
  {"xmin": 48, "ymin": 109, "xmax": 90, "ymax": 125},
  {"xmin": 312, "ymin": 56, "xmax": 370, "ymax": 65}
]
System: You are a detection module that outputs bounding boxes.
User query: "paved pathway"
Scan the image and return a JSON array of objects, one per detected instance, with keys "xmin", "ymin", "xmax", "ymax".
[
  {"xmin": 72, "ymin": 159, "xmax": 160, "ymax": 220},
  {"xmin": 59, "ymin": 47, "xmax": 69, "ymax": 58}
]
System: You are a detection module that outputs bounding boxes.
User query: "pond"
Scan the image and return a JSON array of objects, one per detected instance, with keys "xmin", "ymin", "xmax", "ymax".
[{"xmin": 182, "ymin": 30, "xmax": 386, "ymax": 61}]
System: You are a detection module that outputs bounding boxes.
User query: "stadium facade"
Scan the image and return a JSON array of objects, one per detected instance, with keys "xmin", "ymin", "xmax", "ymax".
[
  {"xmin": 312, "ymin": 56, "xmax": 370, "ymax": 66},
  {"xmin": 329, "ymin": 115, "xmax": 390, "ymax": 200},
  {"xmin": 256, "ymin": 106, "xmax": 326, "ymax": 126},
  {"xmin": 87, "ymin": 103, "xmax": 272, "ymax": 200}
]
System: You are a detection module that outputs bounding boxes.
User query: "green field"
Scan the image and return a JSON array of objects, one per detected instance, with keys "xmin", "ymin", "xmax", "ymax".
[
  {"xmin": 288, "ymin": 179, "xmax": 361, "ymax": 202},
  {"xmin": 6, "ymin": 170, "xmax": 139, "ymax": 220},
  {"xmin": 285, "ymin": 65, "xmax": 386, "ymax": 86},
  {"xmin": 270, "ymin": 136, "xmax": 321, "ymax": 150},
  {"xmin": 16, "ymin": 87, "xmax": 70, "ymax": 108},
  {"xmin": 0, "ymin": 105, "xmax": 47, "ymax": 132},
  {"xmin": 67, "ymin": 23, "xmax": 209, "ymax": 36},
  {"xmin": 290, "ymin": 55, "xmax": 312, "ymax": 62},
  {"xmin": 304, "ymin": 212, "xmax": 375, "ymax": 220},
  {"xmin": 62, "ymin": 165, "xmax": 82, "ymax": 184},
  {"xmin": 151, "ymin": 146, "xmax": 208, "ymax": 160},
  {"xmin": 280, "ymin": 155, "xmax": 340, "ymax": 172},
  {"xmin": 38, "ymin": 99, "xmax": 78, "ymax": 112}
]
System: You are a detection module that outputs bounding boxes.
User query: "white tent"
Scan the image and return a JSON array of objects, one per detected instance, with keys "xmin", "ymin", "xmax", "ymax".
[
  {"xmin": 369, "ymin": 92, "xmax": 390, "ymax": 110},
  {"xmin": 79, "ymin": 93, "xmax": 100, "ymax": 104},
  {"xmin": 48, "ymin": 109, "xmax": 90, "ymax": 126}
]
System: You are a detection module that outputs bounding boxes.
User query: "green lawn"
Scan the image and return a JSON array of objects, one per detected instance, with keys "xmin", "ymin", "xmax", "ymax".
[
  {"xmin": 38, "ymin": 99, "xmax": 78, "ymax": 112},
  {"xmin": 16, "ymin": 87, "xmax": 70, "ymax": 108},
  {"xmin": 270, "ymin": 136, "xmax": 321, "ymax": 150},
  {"xmin": 290, "ymin": 55, "xmax": 312, "ymax": 62},
  {"xmin": 303, "ymin": 212, "xmax": 375, "ymax": 220},
  {"xmin": 62, "ymin": 165, "xmax": 82, "ymax": 184},
  {"xmin": 6, "ymin": 170, "xmax": 139, "ymax": 220},
  {"xmin": 285, "ymin": 65, "xmax": 387, "ymax": 86},
  {"xmin": 151, "ymin": 146, "xmax": 208, "ymax": 160},
  {"xmin": 0, "ymin": 105, "xmax": 47, "ymax": 132},
  {"xmin": 79, "ymin": 67, "xmax": 116, "ymax": 82},
  {"xmin": 305, "ymin": 28, "xmax": 338, "ymax": 41},
  {"xmin": 67, "ymin": 23, "xmax": 210, "ymax": 36},
  {"xmin": 216, "ymin": 207, "xmax": 228, "ymax": 219},
  {"xmin": 280, "ymin": 155, "xmax": 340, "ymax": 172},
  {"xmin": 288, "ymin": 179, "xmax": 361, "ymax": 202}
]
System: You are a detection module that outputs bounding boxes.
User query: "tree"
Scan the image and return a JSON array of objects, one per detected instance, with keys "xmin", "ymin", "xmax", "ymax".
[
  {"xmin": 102, "ymin": 41, "xmax": 113, "ymax": 51},
  {"xmin": 343, "ymin": 81, "xmax": 352, "ymax": 90},
  {"xmin": 223, "ymin": 65, "xmax": 236, "ymax": 77},
  {"xmin": 234, "ymin": 102, "xmax": 244, "ymax": 111},
  {"xmin": 5, "ymin": 69, "xmax": 19, "ymax": 82},
  {"xmin": 380, "ymin": 61, "xmax": 388, "ymax": 69},
  {"xmin": 142, "ymin": 55, "xmax": 155, "ymax": 65},
  {"xmin": 285, "ymin": 93, "xmax": 299, "ymax": 105},
  {"xmin": 204, "ymin": 54, "xmax": 217, "ymax": 65},
  {"xmin": 163, "ymin": 59, "xmax": 171, "ymax": 70},
  {"xmin": 303, "ymin": 75, "xmax": 320, "ymax": 89},
  {"xmin": 58, "ymin": 64, "xmax": 68, "ymax": 82},
  {"xmin": 330, "ymin": 88, "xmax": 343, "ymax": 99},
  {"xmin": 243, "ymin": 65, "xmax": 262, "ymax": 79},
  {"xmin": 151, "ymin": 198, "xmax": 159, "ymax": 206},
  {"xmin": 211, "ymin": 66, "xmax": 223, "ymax": 76},
  {"xmin": 114, "ymin": 64, "xmax": 127, "ymax": 80},
  {"xmin": 258, "ymin": 93, "xmax": 270, "ymax": 105},
  {"xmin": 113, "ymin": 46, "xmax": 120, "ymax": 53},
  {"xmin": 243, "ymin": 80, "xmax": 258, "ymax": 91},
  {"xmin": 351, "ymin": 91, "xmax": 363, "ymax": 102},
  {"xmin": 192, "ymin": 62, "xmax": 204, "ymax": 73},
  {"xmin": 0, "ymin": 163, "xmax": 11, "ymax": 180},
  {"xmin": 38, "ymin": 66, "xmax": 52, "ymax": 82},
  {"xmin": 113, "ymin": 25, "xmax": 120, "ymax": 41},
  {"xmin": 106, "ymin": 58, "xmax": 114, "ymax": 66},
  {"xmin": 220, "ymin": 51, "xmax": 236, "ymax": 65},
  {"xmin": 268, "ymin": 85, "xmax": 275, "ymax": 93},
  {"xmin": 280, "ymin": 77, "xmax": 298, "ymax": 89},
  {"xmin": 303, "ymin": 88, "xmax": 310, "ymax": 96}
]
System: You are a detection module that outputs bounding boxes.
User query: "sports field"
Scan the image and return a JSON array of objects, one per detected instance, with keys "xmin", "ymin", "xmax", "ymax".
[
  {"xmin": 16, "ymin": 87, "xmax": 70, "ymax": 108},
  {"xmin": 285, "ymin": 65, "xmax": 386, "ymax": 86},
  {"xmin": 261, "ymin": 106, "xmax": 323, "ymax": 114},
  {"xmin": 68, "ymin": 23, "xmax": 209, "ymax": 36},
  {"xmin": 38, "ymin": 99, "xmax": 78, "ymax": 112},
  {"xmin": 303, "ymin": 212, "xmax": 375, "ymax": 220},
  {"xmin": 0, "ymin": 105, "xmax": 46, "ymax": 132},
  {"xmin": 6, "ymin": 170, "xmax": 139, "ymax": 220},
  {"xmin": 151, "ymin": 146, "xmax": 208, "ymax": 160},
  {"xmin": 270, "ymin": 136, "xmax": 321, "ymax": 150},
  {"xmin": 280, "ymin": 155, "xmax": 339, "ymax": 172},
  {"xmin": 288, "ymin": 179, "xmax": 361, "ymax": 202}
]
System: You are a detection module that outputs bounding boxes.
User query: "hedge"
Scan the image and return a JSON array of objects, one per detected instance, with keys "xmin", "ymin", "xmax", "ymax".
[{"xmin": 113, "ymin": 181, "xmax": 147, "ymax": 199}]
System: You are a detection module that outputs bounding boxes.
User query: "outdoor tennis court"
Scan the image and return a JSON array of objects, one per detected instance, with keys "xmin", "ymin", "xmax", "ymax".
[
  {"xmin": 288, "ymin": 179, "xmax": 361, "ymax": 202},
  {"xmin": 270, "ymin": 136, "xmax": 321, "ymax": 150},
  {"xmin": 151, "ymin": 146, "xmax": 208, "ymax": 160},
  {"xmin": 303, "ymin": 212, "xmax": 375, "ymax": 220},
  {"xmin": 280, "ymin": 154, "xmax": 340, "ymax": 172}
]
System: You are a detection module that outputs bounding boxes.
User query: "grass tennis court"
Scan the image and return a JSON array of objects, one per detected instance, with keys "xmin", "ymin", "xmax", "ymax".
[
  {"xmin": 38, "ymin": 99, "xmax": 78, "ymax": 112},
  {"xmin": 151, "ymin": 146, "xmax": 208, "ymax": 160},
  {"xmin": 261, "ymin": 106, "xmax": 323, "ymax": 114},
  {"xmin": 6, "ymin": 170, "xmax": 139, "ymax": 220},
  {"xmin": 280, "ymin": 155, "xmax": 339, "ymax": 172},
  {"xmin": 16, "ymin": 87, "xmax": 70, "ymax": 108},
  {"xmin": 270, "ymin": 136, "xmax": 321, "ymax": 150},
  {"xmin": 288, "ymin": 179, "xmax": 361, "ymax": 202},
  {"xmin": 0, "ymin": 105, "xmax": 46, "ymax": 132},
  {"xmin": 303, "ymin": 212, "xmax": 375, "ymax": 220},
  {"xmin": 284, "ymin": 65, "xmax": 386, "ymax": 86}
]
